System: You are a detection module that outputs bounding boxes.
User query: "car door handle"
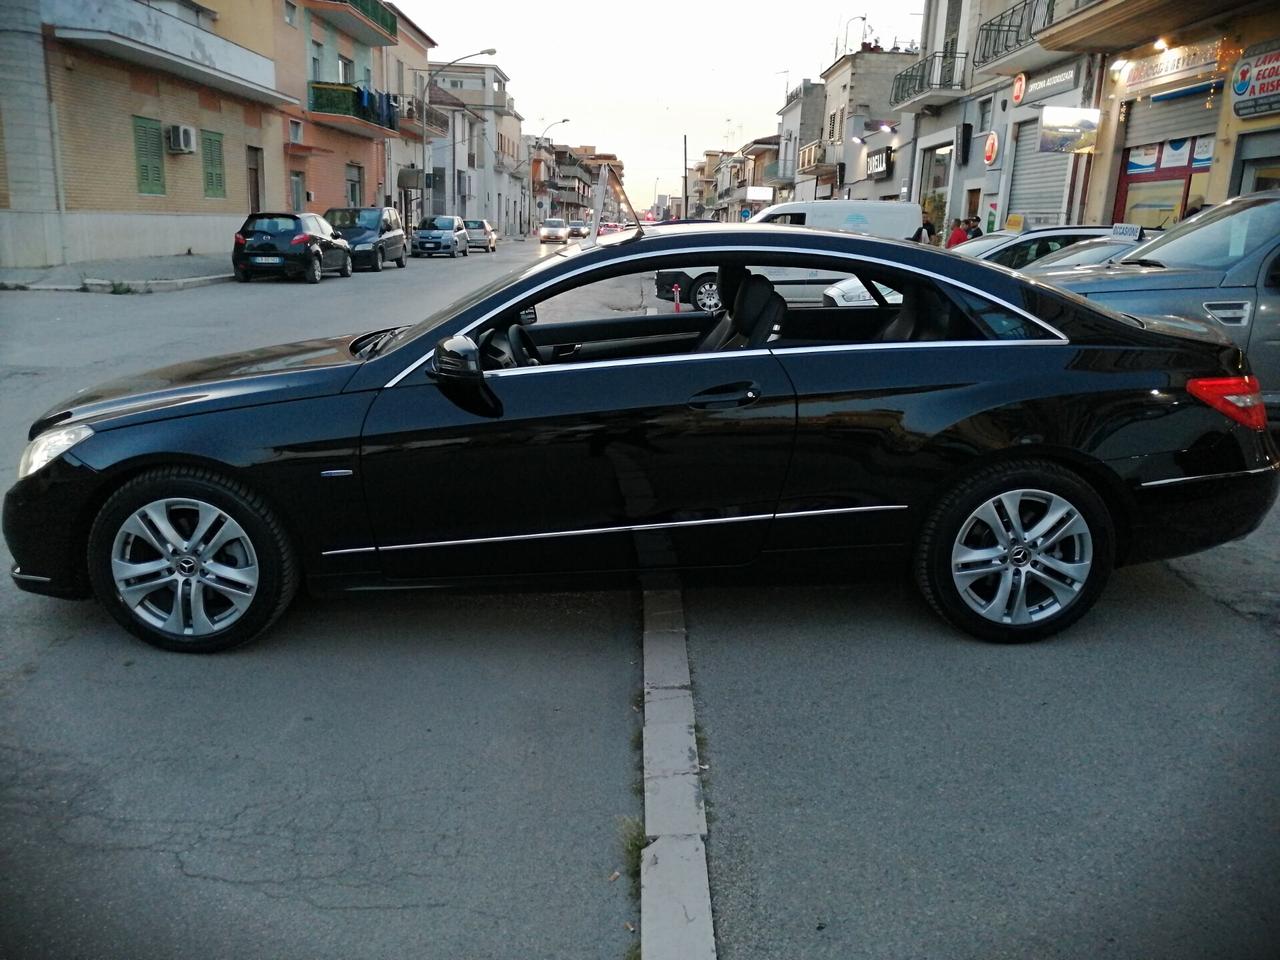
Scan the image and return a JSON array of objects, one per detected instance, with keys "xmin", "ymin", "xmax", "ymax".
[{"xmin": 688, "ymin": 381, "xmax": 762, "ymax": 410}]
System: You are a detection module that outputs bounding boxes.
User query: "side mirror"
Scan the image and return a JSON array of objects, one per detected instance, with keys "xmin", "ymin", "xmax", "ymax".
[
  {"xmin": 432, "ymin": 334, "xmax": 484, "ymax": 382},
  {"xmin": 518, "ymin": 305, "xmax": 537, "ymax": 326}
]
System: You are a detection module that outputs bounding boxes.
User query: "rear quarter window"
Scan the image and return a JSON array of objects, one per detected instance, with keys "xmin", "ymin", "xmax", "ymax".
[{"xmin": 243, "ymin": 216, "xmax": 299, "ymax": 233}]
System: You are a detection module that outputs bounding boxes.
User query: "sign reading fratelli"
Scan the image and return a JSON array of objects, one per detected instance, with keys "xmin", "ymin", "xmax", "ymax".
[{"xmin": 1232, "ymin": 38, "xmax": 1280, "ymax": 118}]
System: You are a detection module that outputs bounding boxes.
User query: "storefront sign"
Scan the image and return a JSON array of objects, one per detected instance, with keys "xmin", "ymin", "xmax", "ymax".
[
  {"xmin": 1192, "ymin": 136, "xmax": 1214, "ymax": 168},
  {"xmin": 1160, "ymin": 137, "xmax": 1192, "ymax": 167},
  {"xmin": 1126, "ymin": 143, "xmax": 1160, "ymax": 174},
  {"xmin": 1039, "ymin": 106, "xmax": 1100, "ymax": 153},
  {"xmin": 1232, "ymin": 38, "xmax": 1280, "ymax": 118},
  {"xmin": 866, "ymin": 146, "xmax": 893, "ymax": 181},
  {"xmin": 983, "ymin": 131, "xmax": 999, "ymax": 165},
  {"xmin": 1124, "ymin": 39, "xmax": 1221, "ymax": 94},
  {"xmin": 1015, "ymin": 62, "xmax": 1080, "ymax": 106}
]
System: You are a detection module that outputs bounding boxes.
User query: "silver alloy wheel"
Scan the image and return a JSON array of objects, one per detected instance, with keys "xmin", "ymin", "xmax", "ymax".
[
  {"xmin": 693, "ymin": 280, "xmax": 721, "ymax": 311},
  {"xmin": 110, "ymin": 497, "xmax": 259, "ymax": 637},
  {"xmin": 950, "ymin": 488, "xmax": 1092, "ymax": 626}
]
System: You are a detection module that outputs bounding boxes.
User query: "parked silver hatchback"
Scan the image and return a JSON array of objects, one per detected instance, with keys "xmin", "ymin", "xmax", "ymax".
[
  {"xmin": 463, "ymin": 219, "xmax": 498, "ymax": 253},
  {"xmin": 412, "ymin": 215, "xmax": 469, "ymax": 258}
]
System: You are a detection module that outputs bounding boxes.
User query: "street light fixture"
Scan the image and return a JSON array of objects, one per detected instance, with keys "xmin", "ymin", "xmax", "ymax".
[
  {"xmin": 407, "ymin": 47, "xmax": 497, "ymax": 221},
  {"xmin": 843, "ymin": 15, "xmax": 867, "ymax": 55}
]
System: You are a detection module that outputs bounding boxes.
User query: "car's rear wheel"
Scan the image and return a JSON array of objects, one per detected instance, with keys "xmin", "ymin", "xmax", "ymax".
[
  {"xmin": 690, "ymin": 275, "xmax": 721, "ymax": 311},
  {"xmin": 234, "ymin": 267, "xmax": 251, "ymax": 283},
  {"xmin": 87, "ymin": 468, "xmax": 298, "ymax": 653},
  {"xmin": 915, "ymin": 460, "xmax": 1113, "ymax": 643},
  {"xmin": 371, "ymin": 247, "xmax": 384, "ymax": 272},
  {"xmin": 305, "ymin": 255, "xmax": 322, "ymax": 284},
  {"xmin": 339, "ymin": 252, "xmax": 353, "ymax": 278}
]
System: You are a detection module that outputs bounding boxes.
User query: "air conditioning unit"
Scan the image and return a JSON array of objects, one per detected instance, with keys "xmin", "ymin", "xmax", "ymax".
[{"xmin": 165, "ymin": 124, "xmax": 196, "ymax": 154}]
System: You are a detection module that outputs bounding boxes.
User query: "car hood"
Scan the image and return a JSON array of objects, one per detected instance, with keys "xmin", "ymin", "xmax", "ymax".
[
  {"xmin": 31, "ymin": 332, "xmax": 370, "ymax": 438},
  {"xmin": 1046, "ymin": 262, "xmax": 1226, "ymax": 294}
]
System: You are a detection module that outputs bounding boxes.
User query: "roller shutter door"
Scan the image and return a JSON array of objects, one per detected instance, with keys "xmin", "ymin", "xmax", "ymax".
[
  {"xmin": 1007, "ymin": 119, "xmax": 1067, "ymax": 225},
  {"xmin": 1124, "ymin": 92, "xmax": 1220, "ymax": 147}
]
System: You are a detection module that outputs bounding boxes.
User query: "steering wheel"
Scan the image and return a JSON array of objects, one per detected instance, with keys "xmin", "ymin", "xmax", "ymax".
[{"xmin": 505, "ymin": 323, "xmax": 540, "ymax": 367}]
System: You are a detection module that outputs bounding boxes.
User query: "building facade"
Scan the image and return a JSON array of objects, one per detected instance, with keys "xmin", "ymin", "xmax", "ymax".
[{"xmin": 769, "ymin": 80, "xmax": 825, "ymax": 203}]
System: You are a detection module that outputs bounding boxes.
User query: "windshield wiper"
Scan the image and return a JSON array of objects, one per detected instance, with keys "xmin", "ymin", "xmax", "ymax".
[
  {"xmin": 1118, "ymin": 257, "xmax": 1166, "ymax": 268},
  {"xmin": 354, "ymin": 326, "xmax": 406, "ymax": 358}
]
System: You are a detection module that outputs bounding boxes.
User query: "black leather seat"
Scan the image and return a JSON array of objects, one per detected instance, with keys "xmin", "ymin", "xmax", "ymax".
[
  {"xmin": 873, "ymin": 285, "xmax": 952, "ymax": 342},
  {"xmin": 693, "ymin": 273, "xmax": 786, "ymax": 352}
]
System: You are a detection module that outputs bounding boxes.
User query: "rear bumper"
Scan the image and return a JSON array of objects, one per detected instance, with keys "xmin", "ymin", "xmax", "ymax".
[
  {"xmin": 1124, "ymin": 463, "xmax": 1279, "ymax": 564},
  {"xmin": 232, "ymin": 251, "xmax": 309, "ymax": 277}
]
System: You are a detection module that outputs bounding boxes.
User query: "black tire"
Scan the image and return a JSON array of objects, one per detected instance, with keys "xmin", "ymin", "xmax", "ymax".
[
  {"xmin": 305, "ymin": 255, "xmax": 322, "ymax": 284},
  {"xmin": 234, "ymin": 267, "xmax": 251, "ymax": 283},
  {"xmin": 395, "ymin": 247, "xmax": 407, "ymax": 268},
  {"xmin": 86, "ymin": 467, "xmax": 298, "ymax": 653},
  {"xmin": 914, "ymin": 459, "xmax": 1114, "ymax": 643},
  {"xmin": 463, "ymin": 245, "xmax": 469, "ymax": 257},
  {"xmin": 371, "ymin": 247, "xmax": 384, "ymax": 272},
  {"xmin": 450, "ymin": 244, "xmax": 458, "ymax": 259},
  {"xmin": 339, "ymin": 253, "xmax": 353, "ymax": 278},
  {"xmin": 690, "ymin": 275, "xmax": 721, "ymax": 311}
]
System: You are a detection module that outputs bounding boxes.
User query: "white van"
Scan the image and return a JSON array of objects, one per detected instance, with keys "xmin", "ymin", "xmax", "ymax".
[
  {"xmin": 750, "ymin": 199, "xmax": 922, "ymax": 240},
  {"xmin": 656, "ymin": 200, "xmax": 924, "ymax": 311}
]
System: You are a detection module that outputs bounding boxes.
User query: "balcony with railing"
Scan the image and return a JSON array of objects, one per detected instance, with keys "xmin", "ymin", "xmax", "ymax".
[
  {"xmin": 974, "ymin": 0, "xmax": 1059, "ymax": 75},
  {"xmin": 762, "ymin": 161, "xmax": 794, "ymax": 185},
  {"xmin": 1036, "ymin": 0, "xmax": 1221, "ymax": 53},
  {"xmin": 301, "ymin": 0, "xmax": 397, "ymax": 46},
  {"xmin": 890, "ymin": 52, "xmax": 968, "ymax": 110},
  {"xmin": 395, "ymin": 96, "xmax": 449, "ymax": 138},
  {"xmin": 796, "ymin": 140, "xmax": 834, "ymax": 176},
  {"xmin": 308, "ymin": 82, "xmax": 398, "ymax": 137}
]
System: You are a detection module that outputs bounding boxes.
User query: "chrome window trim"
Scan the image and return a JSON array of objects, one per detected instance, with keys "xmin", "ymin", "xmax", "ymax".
[
  {"xmin": 320, "ymin": 504, "xmax": 908, "ymax": 557},
  {"xmin": 487, "ymin": 349, "xmax": 773, "ymax": 378},
  {"xmin": 383, "ymin": 244, "xmax": 1067, "ymax": 387},
  {"xmin": 1139, "ymin": 463, "xmax": 1278, "ymax": 488}
]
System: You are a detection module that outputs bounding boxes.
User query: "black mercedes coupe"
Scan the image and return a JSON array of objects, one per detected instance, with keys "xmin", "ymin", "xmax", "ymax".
[{"xmin": 5, "ymin": 225, "xmax": 1276, "ymax": 652}]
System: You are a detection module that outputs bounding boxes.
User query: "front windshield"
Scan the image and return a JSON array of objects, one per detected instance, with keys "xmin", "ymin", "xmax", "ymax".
[
  {"xmin": 418, "ymin": 216, "xmax": 457, "ymax": 230},
  {"xmin": 1124, "ymin": 197, "xmax": 1280, "ymax": 269},
  {"xmin": 543, "ymin": 219, "xmax": 566, "ymax": 228},
  {"xmin": 325, "ymin": 209, "xmax": 381, "ymax": 229},
  {"xmin": 1031, "ymin": 239, "xmax": 1130, "ymax": 268},
  {"xmin": 379, "ymin": 248, "xmax": 580, "ymax": 354},
  {"xmin": 951, "ymin": 233, "xmax": 1014, "ymax": 257}
]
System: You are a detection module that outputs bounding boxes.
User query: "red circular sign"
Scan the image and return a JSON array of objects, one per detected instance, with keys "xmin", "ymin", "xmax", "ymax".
[
  {"xmin": 1012, "ymin": 73, "xmax": 1027, "ymax": 104},
  {"xmin": 984, "ymin": 131, "xmax": 999, "ymax": 165}
]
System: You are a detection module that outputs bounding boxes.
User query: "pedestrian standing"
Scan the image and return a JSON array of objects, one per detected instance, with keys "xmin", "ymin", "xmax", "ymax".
[
  {"xmin": 911, "ymin": 214, "xmax": 936, "ymax": 244},
  {"xmin": 967, "ymin": 218, "xmax": 984, "ymax": 239},
  {"xmin": 946, "ymin": 218, "xmax": 968, "ymax": 249}
]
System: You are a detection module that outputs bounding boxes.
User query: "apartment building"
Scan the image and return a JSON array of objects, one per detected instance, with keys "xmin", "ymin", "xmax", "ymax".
[
  {"xmin": 382, "ymin": 3, "xmax": 446, "ymax": 225},
  {"xmin": 551, "ymin": 145, "xmax": 593, "ymax": 222},
  {"xmin": 428, "ymin": 61, "xmax": 527, "ymax": 234},
  {"xmin": 1, "ymin": 0, "xmax": 296, "ymax": 267},
  {"xmin": 770, "ymin": 80, "xmax": 824, "ymax": 203}
]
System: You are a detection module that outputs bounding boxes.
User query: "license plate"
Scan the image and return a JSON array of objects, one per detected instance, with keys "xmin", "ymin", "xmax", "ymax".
[
  {"xmin": 252, "ymin": 256, "xmax": 282, "ymax": 264},
  {"xmin": 419, "ymin": 243, "xmax": 438, "ymax": 250}
]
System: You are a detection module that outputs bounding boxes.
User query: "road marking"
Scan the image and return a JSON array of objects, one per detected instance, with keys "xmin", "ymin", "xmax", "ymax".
[{"xmin": 640, "ymin": 587, "xmax": 716, "ymax": 960}]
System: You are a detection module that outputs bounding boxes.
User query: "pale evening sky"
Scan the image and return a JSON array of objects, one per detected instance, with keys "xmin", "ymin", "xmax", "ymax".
[{"xmin": 397, "ymin": 1, "xmax": 927, "ymax": 209}]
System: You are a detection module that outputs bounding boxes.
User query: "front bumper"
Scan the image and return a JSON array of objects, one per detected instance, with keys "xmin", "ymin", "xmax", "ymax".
[
  {"xmin": 413, "ymin": 239, "xmax": 450, "ymax": 254},
  {"xmin": 351, "ymin": 247, "xmax": 381, "ymax": 266},
  {"xmin": 3, "ymin": 456, "xmax": 100, "ymax": 599}
]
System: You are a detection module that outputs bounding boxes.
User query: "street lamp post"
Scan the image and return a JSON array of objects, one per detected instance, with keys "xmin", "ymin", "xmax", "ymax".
[
  {"xmin": 408, "ymin": 47, "xmax": 495, "ymax": 222},
  {"xmin": 843, "ymin": 15, "xmax": 867, "ymax": 55}
]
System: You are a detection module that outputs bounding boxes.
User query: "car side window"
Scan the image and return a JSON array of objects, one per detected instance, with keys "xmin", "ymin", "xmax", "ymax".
[
  {"xmin": 760, "ymin": 212, "xmax": 806, "ymax": 225},
  {"xmin": 945, "ymin": 287, "xmax": 1059, "ymax": 340}
]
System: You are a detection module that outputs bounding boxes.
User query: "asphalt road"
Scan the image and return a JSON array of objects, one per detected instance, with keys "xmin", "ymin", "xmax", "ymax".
[
  {"xmin": 687, "ymin": 556, "xmax": 1280, "ymax": 959},
  {"xmin": 0, "ymin": 242, "xmax": 643, "ymax": 959}
]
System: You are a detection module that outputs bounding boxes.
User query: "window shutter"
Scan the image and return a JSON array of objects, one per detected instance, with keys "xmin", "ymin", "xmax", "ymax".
[
  {"xmin": 133, "ymin": 116, "xmax": 164, "ymax": 195},
  {"xmin": 202, "ymin": 130, "xmax": 225, "ymax": 198}
]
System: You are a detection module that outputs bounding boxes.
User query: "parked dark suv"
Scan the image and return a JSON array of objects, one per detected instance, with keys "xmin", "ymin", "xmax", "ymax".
[
  {"xmin": 323, "ymin": 206, "xmax": 407, "ymax": 271},
  {"xmin": 232, "ymin": 213, "xmax": 352, "ymax": 283}
]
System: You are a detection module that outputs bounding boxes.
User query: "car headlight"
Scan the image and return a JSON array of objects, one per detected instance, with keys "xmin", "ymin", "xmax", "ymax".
[
  {"xmin": 18, "ymin": 424, "xmax": 94, "ymax": 479},
  {"xmin": 354, "ymin": 242, "xmax": 373, "ymax": 251}
]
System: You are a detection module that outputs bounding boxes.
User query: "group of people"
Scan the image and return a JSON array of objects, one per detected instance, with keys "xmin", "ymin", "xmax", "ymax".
[{"xmin": 910, "ymin": 215, "xmax": 984, "ymax": 247}]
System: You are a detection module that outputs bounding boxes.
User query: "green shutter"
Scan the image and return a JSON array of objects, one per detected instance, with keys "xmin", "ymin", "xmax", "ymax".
[
  {"xmin": 201, "ymin": 130, "xmax": 225, "ymax": 198},
  {"xmin": 133, "ymin": 116, "xmax": 165, "ymax": 195}
]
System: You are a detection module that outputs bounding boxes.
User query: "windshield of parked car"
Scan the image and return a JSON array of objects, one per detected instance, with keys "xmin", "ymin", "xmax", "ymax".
[
  {"xmin": 544, "ymin": 219, "xmax": 566, "ymax": 228},
  {"xmin": 324, "ymin": 208, "xmax": 381, "ymax": 229},
  {"xmin": 1029, "ymin": 238, "xmax": 1132, "ymax": 268},
  {"xmin": 464, "ymin": 220, "xmax": 485, "ymax": 229},
  {"xmin": 1123, "ymin": 197, "xmax": 1280, "ymax": 269},
  {"xmin": 951, "ymin": 233, "xmax": 1015, "ymax": 257},
  {"xmin": 418, "ymin": 217, "xmax": 457, "ymax": 230}
]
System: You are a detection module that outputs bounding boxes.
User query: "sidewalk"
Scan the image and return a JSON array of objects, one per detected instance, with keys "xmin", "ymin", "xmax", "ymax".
[{"xmin": 0, "ymin": 253, "xmax": 232, "ymax": 293}]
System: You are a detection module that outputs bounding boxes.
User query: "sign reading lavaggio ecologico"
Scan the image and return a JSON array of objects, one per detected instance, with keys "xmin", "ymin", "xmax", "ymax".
[{"xmin": 1232, "ymin": 38, "xmax": 1280, "ymax": 118}]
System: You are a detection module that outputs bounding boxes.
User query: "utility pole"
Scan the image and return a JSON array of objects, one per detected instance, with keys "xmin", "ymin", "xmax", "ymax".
[{"xmin": 682, "ymin": 134, "xmax": 688, "ymax": 220}]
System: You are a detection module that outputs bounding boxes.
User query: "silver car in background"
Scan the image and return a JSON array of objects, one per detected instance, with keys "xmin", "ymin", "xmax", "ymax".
[{"xmin": 463, "ymin": 219, "xmax": 498, "ymax": 253}]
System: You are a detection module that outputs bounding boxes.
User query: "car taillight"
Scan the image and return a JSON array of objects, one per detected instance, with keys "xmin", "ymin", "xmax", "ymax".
[
  {"xmin": 234, "ymin": 233, "xmax": 245, "ymax": 245},
  {"xmin": 1186, "ymin": 375, "xmax": 1267, "ymax": 431},
  {"xmin": 290, "ymin": 233, "xmax": 312, "ymax": 246}
]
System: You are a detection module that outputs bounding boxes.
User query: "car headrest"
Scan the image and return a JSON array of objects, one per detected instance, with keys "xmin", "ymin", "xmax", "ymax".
[
  {"xmin": 717, "ymin": 264, "xmax": 748, "ymax": 312},
  {"xmin": 732, "ymin": 275, "xmax": 777, "ymax": 336}
]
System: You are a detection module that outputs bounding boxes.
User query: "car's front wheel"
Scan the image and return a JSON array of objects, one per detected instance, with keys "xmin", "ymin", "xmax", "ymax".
[
  {"xmin": 915, "ymin": 460, "xmax": 1113, "ymax": 643},
  {"xmin": 371, "ymin": 247, "xmax": 384, "ymax": 272},
  {"xmin": 87, "ymin": 468, "xmax": 298, "ymax": 653},
  {"xmin": 339, "ymin": 252, "xmax": 353, "ymax": 278},
  {"xmin": 395, "ymin": 247, "xmax": 407, "ymax": 268}
]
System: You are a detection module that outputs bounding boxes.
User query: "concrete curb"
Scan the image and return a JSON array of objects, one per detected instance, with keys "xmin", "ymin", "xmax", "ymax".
[
  {"xmin": 640, "ymin": 587, "xmax": 716, "ymax": 960},
  {"xmin": 21, "ymin": 274, "xmax": 233, "ymax": 294}
]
